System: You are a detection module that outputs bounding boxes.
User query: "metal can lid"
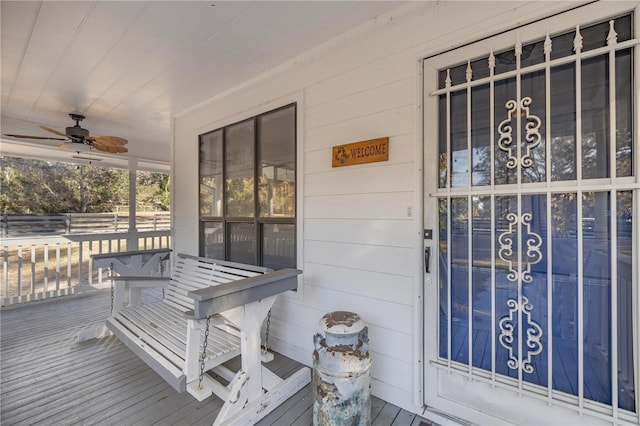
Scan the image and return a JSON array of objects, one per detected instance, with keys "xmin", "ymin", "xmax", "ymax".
[{"xmin": 319, "ymin": 311, "xmax": 365, "ymax": 335}]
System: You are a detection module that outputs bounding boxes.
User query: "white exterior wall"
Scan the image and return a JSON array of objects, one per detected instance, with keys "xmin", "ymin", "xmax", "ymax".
[{"xmin": 173, "ymin": 0, "xmax": 585, "ymax": 413}]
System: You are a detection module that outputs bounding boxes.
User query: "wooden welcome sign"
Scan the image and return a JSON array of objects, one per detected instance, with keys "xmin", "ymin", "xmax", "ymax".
[{"xmin": 332, "ymin": 137, "xmax": 389, "ymax": 167}]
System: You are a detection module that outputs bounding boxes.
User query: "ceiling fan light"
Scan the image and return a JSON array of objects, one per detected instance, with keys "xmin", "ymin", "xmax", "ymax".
[{"xmin": 60, "ymin": 142, "xmax": 91, "ymax": 152}]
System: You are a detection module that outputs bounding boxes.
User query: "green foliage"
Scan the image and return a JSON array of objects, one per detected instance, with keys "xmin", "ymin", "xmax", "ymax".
[
  {"xmin": 1, "ymin": 156, "xmax": 170, "ymax": 214},
  {"xmin": 137, "ymin": 172, "xmax": 171, "ymax": 211}
]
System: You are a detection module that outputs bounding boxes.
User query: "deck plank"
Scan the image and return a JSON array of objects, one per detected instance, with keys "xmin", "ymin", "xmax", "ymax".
[
  {"xmin": 393, "ymin": 409, "xmax": 418, "ymax": 425},
  {"xmin": 1, "ymin": 290, "xmax": 428, "ymax": 426},
  {"xmin": 373, "ymin": 402, "xmax": 402, "ymax": 425}
]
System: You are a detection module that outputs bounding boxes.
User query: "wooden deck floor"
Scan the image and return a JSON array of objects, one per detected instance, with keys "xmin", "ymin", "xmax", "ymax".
[{"xmin": 1, "ymin": 290, "xmax": 429, "ymax": 426}]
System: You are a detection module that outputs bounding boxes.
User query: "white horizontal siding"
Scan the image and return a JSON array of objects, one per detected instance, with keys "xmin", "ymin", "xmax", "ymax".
[
  {"xmin": 305, "ymin": 241, "xmax": 413, "ymax": 277},
  {"xmin": 174, "ymin": 0, "xmax": 584, "ymax": 414},
  {"xmin": 305, "ymin": 105, "xmax": 413, "ymax": 151},
  {"xmin": 305, "ymin": 218, "xmax": 414, "ymax": 248},
  {"xmin": 305, "ymin": 162, "xmax": 414, "ymax": 196},
  {"xmin": 305, "ymin": 77, "xmax": 413, "ymax": 131},
  {"xmin": 302, "ymin": 263, "xmax": 413, "ymax": 306},
  {"xmin": 305, "ymin": 192, "xmax": 413, "ymax": 220}
]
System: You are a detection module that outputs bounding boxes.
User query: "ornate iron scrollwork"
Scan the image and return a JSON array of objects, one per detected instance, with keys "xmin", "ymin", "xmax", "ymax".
[
  {"xmin": 498, "ymin": 212, "xmax": 543, "ymax": 283},
  {"xmin": 497, "ymin": 96, "xmax": 542, "ymax": 169},
  {"xmin": 498, "ymin": 296, "xmax": 544, "ymax": 374}
]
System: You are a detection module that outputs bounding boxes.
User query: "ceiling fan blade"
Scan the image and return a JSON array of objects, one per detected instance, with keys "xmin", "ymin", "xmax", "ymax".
[
  {"xmin": 92, "ymin": 141, "xmax": 128, "ymax": 153},
  {"xmin": 40, "ymin": 125, "xmax": 68, "ymax": 138},
  {"xmin": 4, "ymin": 133, "xmax": 67, "ymax": 141},
  {"xmin": 90, "ymin": 135, "xmax": 128, "ymax": 145},
  {"xmin": 87, "ymin": 137, "xmax": 120, "ymax": 148}
]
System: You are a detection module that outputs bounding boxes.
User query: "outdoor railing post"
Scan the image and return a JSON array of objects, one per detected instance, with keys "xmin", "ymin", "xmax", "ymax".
[{"xmin": 66, "ymin": 214, "xmax": 71, "ymax": 234}]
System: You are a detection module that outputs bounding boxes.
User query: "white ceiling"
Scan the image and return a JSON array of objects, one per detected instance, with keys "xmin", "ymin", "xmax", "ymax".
[{"xmin": 1, "ymin": 0, "xmax": 403, "ymax": 168}]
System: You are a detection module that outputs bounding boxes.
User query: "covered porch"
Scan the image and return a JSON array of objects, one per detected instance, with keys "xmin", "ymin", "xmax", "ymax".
[{"xmin": 1, "ymin": 287, "xmax": 428, "ymax": 426}]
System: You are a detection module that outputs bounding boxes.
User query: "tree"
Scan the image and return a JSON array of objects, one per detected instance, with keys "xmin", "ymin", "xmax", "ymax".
[{"xmin": 0, "ymin": 156, "xmax": 169, "ymax": 214}]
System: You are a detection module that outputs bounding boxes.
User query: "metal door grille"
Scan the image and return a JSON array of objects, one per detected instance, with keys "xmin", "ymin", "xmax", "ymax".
[{"xmin": 432, "ymin": 15, "xmax": 638, "ymax": 420}]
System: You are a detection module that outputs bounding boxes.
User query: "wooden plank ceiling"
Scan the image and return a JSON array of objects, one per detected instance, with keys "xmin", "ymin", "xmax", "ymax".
[{"xmin": 1, "ymin": 1, "xmax": 402, "ymax": 165}]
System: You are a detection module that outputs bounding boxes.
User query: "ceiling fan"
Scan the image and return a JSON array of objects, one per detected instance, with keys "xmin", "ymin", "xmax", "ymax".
[{"xmin": 4, "ymin": 113, "xmax": 128, "ymax": 154}]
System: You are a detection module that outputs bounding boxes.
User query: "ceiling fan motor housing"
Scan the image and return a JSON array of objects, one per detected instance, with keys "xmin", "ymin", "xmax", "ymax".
[
  {"xmin": 66, "ymin": 113, "xmax": 89, "ymax": 141},
  {"xmin": 66, "ymin": 125, "xmax": 89, "ymax": 139}
]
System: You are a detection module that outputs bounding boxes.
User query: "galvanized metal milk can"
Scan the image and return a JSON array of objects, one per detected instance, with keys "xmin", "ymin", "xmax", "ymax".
[{"xmin": 313, "ymin": 311, "xmax": 371, "ymax": 425}]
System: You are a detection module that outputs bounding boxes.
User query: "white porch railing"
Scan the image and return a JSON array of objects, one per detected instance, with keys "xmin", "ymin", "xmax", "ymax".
[{"xmin": 1, "ymin": 230, "xmax": 171, "ymax": 306}]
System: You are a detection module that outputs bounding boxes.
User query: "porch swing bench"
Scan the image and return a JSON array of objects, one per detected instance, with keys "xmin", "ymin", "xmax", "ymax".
[{"xmin": 105, "ymin": 253, "xmax": 310, "ymax": 425}]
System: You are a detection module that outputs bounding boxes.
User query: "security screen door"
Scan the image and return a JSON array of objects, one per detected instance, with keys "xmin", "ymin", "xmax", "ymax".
[{"xmin": 423, "ymin": 4, "xmax": 639, "ymax": 424}]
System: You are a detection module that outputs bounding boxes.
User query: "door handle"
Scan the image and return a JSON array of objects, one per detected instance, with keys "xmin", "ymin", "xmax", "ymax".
[{"xmin": 424, "ymin": 247, "xmax": 431, "ymax": 274}]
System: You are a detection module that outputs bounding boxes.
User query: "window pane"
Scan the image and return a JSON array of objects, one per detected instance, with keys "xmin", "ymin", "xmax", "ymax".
[
  {"xmin": 520, "ymin": 39, "xmax": 546, "ymax": 68},
  {"xmin": 202, "ymin": 222, "xmax": 224, "ymax": 259},
  {"xmin": 551, "ymin": 192, "xmax": 579, "ymax": 396},
  {"xmin": 520, "ymin": 194, "xmax": 548, "ymax": 386},
  {"xmin": 617, "ymin": 191, "xmax": 635, "ymax": 411},
  {"xmin": 616, "ymin": 49, "xmax": 632, "ymax": 178},
  {"xmin": 550, "ymin": 30, "xmax": 575, "ymax": 61},
  {"xmin": 450, "ymin": 90, "xmax": 468, "ymax": 188},
  {"xmin": 582, "ymin": 55, "xmax": 610, "ymax": 179},
  {"xmin": 583, "ymin": 191, "xmax": 612, "ymax": 405},
  {"xmin": 495, "ymin": 48, "xmax": 517, "ymax": 75},
  {"xmin": 228, "ymin": 222, "xmax": 256, "ymax": 264},
  {"xmin": 258, "ymin": 106, "xmax": 295, "ymax": 218},
  {"xmin": 200, "ymin": 130, "xmax": 223, "ymax": 217},
  {"xmin": 451, "ymin": 197, "xmax": 469, "ymax": 364},
  {"xmin": 225, "ymin": 120, "xmax": 255, "ymax": 217},
  {"xmin": 439, "ymin": 198, "xmax": 449, "ymax": 359},
  {"xmin": 438, "ymin": 95, "xmax": 447, "ymax": 188},
  {"xmin": 550, "ymin": 63, "xmax": 576, "ymax": 181},
  {"xmin": 471, "ymin": 196, "xmax": 491, "ymax": 369},
  {"xmin": 262, "ymin": 223, "xmax": 294, "ymax": 270},
  {"xmin": 520, "ymin": 70, "xmax": 546, "ymax": 183},
  {"xmin": 471, "ymin": 84, "xmax": 491, "ymax": 186}
]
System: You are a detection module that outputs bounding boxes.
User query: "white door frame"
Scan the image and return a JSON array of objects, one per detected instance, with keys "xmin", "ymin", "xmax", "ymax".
[{"xmin": 421, "ymin": 2, "xmax": 640, "ymax": 424}]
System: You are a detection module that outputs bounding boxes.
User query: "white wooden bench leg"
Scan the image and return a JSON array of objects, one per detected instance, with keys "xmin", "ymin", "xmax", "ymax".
[
  {"xmin": 212, "ymin": 296, "xmax": 311, "ymax": 425},
  {"xmin": 185, "ymin": 319, "xmax": 202, "ymax": 384},
  {"xmin": 214, "ymin": 367, "xmax": 311, "ymax": 426}
]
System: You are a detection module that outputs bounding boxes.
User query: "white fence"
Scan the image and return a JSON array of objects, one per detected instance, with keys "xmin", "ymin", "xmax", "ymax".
[{"xmin": 1, "ymin": 230, "xmax": 170, "ymax": 306}]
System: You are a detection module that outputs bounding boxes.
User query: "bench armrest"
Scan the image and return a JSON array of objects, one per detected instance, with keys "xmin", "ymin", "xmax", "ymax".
[
  {"xmin": 91, "ymin": 248, "xmax": 172, "ymax": 261},
  {"xmin": 187, "ymin": 269, "xmax": 301, "ymax": 319}
]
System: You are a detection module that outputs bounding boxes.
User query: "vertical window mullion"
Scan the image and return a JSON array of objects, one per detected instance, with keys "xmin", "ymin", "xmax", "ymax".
[
  {"xmin": 254, "ymin": 117, "xmax": 260, "ymax": 266},
  {"xmin": 515, "ymin": 34, "xmax": 524, "ymax": 392},
  {"xmin": 222, "ymin": 128, "xmax": 228, "ymax": 260},
  {"xmin": 447, "ymin": 196, "xmax": 453, "ymax": 371},
  {"xmin": 544, "ymin": 32, "xmax": 554, "ymax": 403},
  {"xmin": 489, "ymin": 51, "xmax": 497, "ymax": 384},
  {"xmin": 466, "ymin": 61, "xmax": 473, "ymax": 376},
  {"xmin": 446, "ymin": 68, "xmax": 453, "ymax": 371},
  {"xmin": 574, "ymin": 25, "xmax": 585, "ymax": 411},
  {"xmin": 611, "ymin": 189, "xmax": 619, "ymax": 415},
  {"xmin": 608, "ymin": 21, "xmax": 619, "ymax": 415},
  {"xmin": 446, "ymin": 69, "xmax": 452, "ymax": 190}
]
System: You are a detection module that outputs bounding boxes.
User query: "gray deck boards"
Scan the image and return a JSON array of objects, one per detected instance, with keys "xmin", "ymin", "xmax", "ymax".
[{"xmin": 1, "ymin": 290, "xmax": 430, "ymax": 425}]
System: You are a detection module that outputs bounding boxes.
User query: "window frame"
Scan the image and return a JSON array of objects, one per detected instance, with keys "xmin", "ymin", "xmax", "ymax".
[{"xmin": 198, "ymin": 103, "xmax": 297, "ymax": 269}]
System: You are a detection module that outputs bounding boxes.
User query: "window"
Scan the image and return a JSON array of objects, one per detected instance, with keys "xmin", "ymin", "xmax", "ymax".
[{"xmin": 199, "ymin": 104, "xmax": 296, "ymax": 269}]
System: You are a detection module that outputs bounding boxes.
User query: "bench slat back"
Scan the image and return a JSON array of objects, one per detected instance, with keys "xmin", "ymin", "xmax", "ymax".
[{"xmin": 164, "ymin": 255, "xmax": 265, "ymax": 312}]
